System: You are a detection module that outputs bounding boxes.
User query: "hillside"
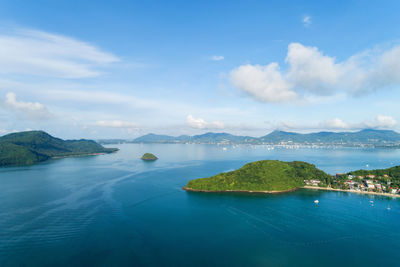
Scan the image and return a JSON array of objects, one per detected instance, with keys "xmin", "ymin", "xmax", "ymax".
[
  {"xmin": 132, "ymin": 132, "xmax": 252, "ymax": 144},
  {"xmin": 183, "ymin": 160, "xmax": 332, "ymax": 192},
  {"xmin": 0, "ymin": 131, "xmax": 118, "ymax": 166}
]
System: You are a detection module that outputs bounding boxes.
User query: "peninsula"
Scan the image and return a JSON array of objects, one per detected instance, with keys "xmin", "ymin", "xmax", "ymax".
[
  {"xmin": 0, "ymin": 130, "xmax": 118, "ymax": 167},
  {"xmin": 183, "ymin": 160, "xmax": 400, "ymax": 197}
]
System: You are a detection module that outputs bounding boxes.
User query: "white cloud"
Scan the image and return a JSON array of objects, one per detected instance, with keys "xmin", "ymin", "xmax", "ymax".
[
  {"xmin": 286, "ymin": 43, "xmax": 341, "ymax": 95},
  {"xmin": 321, "ymin": 118, "xmax": 349, "ymax": 129},
  {"xmin": 230, "ymin": 42, "xmax": 400, "ymax": 103},
  {"xmin": 2, "ymin": 92, "xmax": 52, "ymax": 119},
  {"xmin": 94, "ymin": 120, "xmax": 138, "ymax": 129},
  {"xmin": 230, "ymin": 63, "xmax": 297, "ymax": 102},
  {"xmin": 365, "ymin": 115, "xmax": 397, "ymax": 129},
  {"xmin": 302, "ymin": 15, "xmax": 312, "ymax": 27},
  {"xmin": 0, "ymin": 28, "xmax": 119, "ymax": 78},
  {"xmin": 186, "ymin": 115, "xmax": 225, "ymax": 129},
  {"xmin": 320, "ymin": 115, "xmax": 397, "ymax": 130},
  {"xmin": 211, "ymin": 55, "xmax": 224, "ymax": 61}
]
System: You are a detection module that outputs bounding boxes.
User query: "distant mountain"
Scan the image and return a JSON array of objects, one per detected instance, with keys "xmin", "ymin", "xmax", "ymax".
[
  {"xmin": 261, "ymin": 129, "xmax": 400, "ymax": 144},
  {"xmin": 130, "ymin": 129, "xmax": 400, "ymax": 146},
  {"xmin": 132, "ymin": 132, "xmax": 255, "ymax": 144},
  {"xmin": 0, "ymin": 131, "xmax": 118, "ymax": 167}
]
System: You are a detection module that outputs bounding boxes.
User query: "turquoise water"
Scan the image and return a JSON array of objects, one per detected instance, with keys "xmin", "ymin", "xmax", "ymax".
[{"xmin": 1, "ymin": 144, "xmax": 400, "ymax": 266}]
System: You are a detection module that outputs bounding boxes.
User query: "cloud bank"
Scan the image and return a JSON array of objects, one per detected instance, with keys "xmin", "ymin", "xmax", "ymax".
[{"xmin": 230, "ymin": 42, "xmax": 400, "ymax": 103}]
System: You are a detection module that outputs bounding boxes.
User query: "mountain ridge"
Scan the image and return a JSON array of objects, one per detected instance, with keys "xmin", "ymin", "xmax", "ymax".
[{"xmin": 124, "ymin": 129, "xmax": 400, "ymax": 146}]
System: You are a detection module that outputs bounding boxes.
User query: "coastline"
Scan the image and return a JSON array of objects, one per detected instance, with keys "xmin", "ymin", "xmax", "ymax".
[
  {"xmin": 302, "ymin": 185, "xmax": 400, "ymax": 198},
  {"xmin": 51, "ymin": 150, "xmax": 118, "ymax": 159},
  {"xmin": 183, "ymin": 185, "xmax": 400, "ymax": 198},
  {"xmin": 182, "ymin": 187, "xmax": 298, "ymax": 194}
]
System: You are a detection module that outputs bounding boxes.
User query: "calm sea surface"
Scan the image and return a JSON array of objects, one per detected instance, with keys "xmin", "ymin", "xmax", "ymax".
[{"xmin": 1, "ymin": 144, "xmax": 400, "ymax": 266}]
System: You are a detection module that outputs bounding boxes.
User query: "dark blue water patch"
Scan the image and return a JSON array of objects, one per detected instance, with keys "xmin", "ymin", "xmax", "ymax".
[{"xmin": 1, "ymin": 144, "xmax": 400, "ymax": 266}]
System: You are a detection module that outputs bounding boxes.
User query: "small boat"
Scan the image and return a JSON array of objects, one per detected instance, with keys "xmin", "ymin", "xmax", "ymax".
[
  {"xmin": 314, "ymin": 200, "xmax": 319, "ymax": 204},
  {"xmin": 370, "ymin": 200, "xmax": 374, "ymax": 203}
]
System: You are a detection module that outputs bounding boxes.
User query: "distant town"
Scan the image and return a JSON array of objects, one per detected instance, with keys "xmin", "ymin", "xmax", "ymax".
[{"xmin": 99, "ymin": 129, "xmax": 400, "ymax": 148}]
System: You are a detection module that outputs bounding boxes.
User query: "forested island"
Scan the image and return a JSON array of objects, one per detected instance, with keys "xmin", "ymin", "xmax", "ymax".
[
  {"xmin": 183, "ymin": 160, "xmax": 400, "ymax": 197},
  {"xmin": 0, "ymin": 131, "xmax": 118, "ymax": 167},
  {"xmin": 184, "ymin": 160, "xmax": 331, "ymax": 193},
  {"xmin": 141, "ymin": 153, "xmax": 158, "ymax": 161}
]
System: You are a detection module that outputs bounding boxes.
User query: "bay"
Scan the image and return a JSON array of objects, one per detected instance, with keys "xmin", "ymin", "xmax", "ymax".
[{"xmin": 0, "ymin": 144, "xmax": 399, "ymax": 266}]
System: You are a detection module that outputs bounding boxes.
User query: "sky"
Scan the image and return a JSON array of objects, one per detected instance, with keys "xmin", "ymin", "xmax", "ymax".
[{"xmin": 1, "ymin": 0, "xmax": 400, "ymax": 139}]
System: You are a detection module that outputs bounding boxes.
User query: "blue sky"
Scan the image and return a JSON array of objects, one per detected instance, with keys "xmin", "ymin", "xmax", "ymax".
[{"xmin": 1, "ymin": 0, "xmax": 400, "ymax": 138}]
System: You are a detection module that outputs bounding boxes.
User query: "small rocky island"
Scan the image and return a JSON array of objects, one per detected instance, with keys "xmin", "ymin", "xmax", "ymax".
[
  {"xmin": 183, "ymin": 160, "xmax": 331, "ymax": 193},
  {"xmin": 141, "ymin": 153, "xmax": 158, "ymax": 161}
]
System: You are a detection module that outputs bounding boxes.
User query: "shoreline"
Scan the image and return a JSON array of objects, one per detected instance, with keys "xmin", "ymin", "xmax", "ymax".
[
  {"xmin": 182, "ymin": 186, "xmax": 400, "ymax": 198},
  {"xmin": 51, "ymin": 150, "xmax": 118, "ymax": 159},
  {"xmin": 302, "ymin": 186, "xmax": 400, "ymax": 198},
  {"xmin": 182, "ymin": 187, "xmax": 298, "ymax": 194}
]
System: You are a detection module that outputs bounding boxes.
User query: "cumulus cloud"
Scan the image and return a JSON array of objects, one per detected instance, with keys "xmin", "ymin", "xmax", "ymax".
[
  {"xmin": 230, "ymin": 42, "xmax": 400, "ymax": 103},
  {"xmin": 286, "ymin": 43, "xmax": 341, "ymax": 95},
  {"xmin": 230, "ymin": 63, "xmax": 297, "ymax": 102},
  {"xmin": 1, "ymin": 92, "xmax": 52, "ymax": 119},
  {"xmin": 94, "ymin": 120, "xmax": 138, "ymax": 129},
  {"xmin": 186, "ymin": 115, "xmax": 225, "ymax": 129},
  {"xmin": 211, "ymin": 55, "xmax": 224, "ymax": 61},
  {"xmin": 0, "ymin": 28, "xmax": 119, "ymax": 78},
  {"xmin": 302, "ymin": 15, "xmax": 312, "ymax": 27}
]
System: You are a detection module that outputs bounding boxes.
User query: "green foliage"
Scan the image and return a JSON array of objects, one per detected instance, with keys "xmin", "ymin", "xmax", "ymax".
[
  {"xmin": 185, "ymin": 160, "xmax": 332, "ymax": 192},
  {"xmin": 141, "ymin": 153, "xmax": 158, "ymax": 161},
  {"xmin": 0, "ymin": 142, "xmax": 49, "ymax": 166},
  {"xmin": 0, "ymin": 131, "xmax": 118, "ymax": 167}
]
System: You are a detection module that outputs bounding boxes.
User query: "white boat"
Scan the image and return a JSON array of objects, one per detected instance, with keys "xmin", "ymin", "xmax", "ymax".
[{"xmin": 314, "ymin": 200, "xmax": 319, "ymax": 204}]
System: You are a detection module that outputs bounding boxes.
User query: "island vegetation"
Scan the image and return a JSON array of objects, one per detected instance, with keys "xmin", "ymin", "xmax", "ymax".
[
  {"xmin": 0, "ymin": 130, "xmax": 118, "ymax": 167},
  {"xmin": 184, "ymin": 159, "xmax": 400, "ymax": 197},
  {"xmin": 184, "ymin": 160, "xmax": 331, "ymax": 192},
  {"xmin": 141, "ymin": 153, "xmax": 158, "ymax": 161}
]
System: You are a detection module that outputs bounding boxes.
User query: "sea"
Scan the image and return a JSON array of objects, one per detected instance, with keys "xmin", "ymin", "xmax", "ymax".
[{"xmin": 0, "ymin": 144, "xmax": 399, "ymax": 266}]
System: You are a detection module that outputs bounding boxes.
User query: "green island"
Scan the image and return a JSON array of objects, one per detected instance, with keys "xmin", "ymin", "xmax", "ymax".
[
  {"xmin": 0, "ymin": 130, "xmax": 118, "ymax": 167},
  {"xmin": 184, "ymin": 160, "xmax": 331, "ymax": 192},
  {"xmin": 183, "ymin": 160, "xmax": 400, "ymax": 197},
  {"xmin": 141, "ymin": 153, "xmax": 158, "ymax": 161}
]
